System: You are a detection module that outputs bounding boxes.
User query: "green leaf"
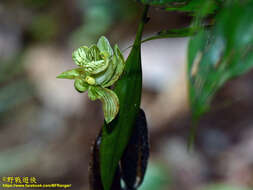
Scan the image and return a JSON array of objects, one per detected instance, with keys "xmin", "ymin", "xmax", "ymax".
[
  {"xmin": 136, "ymin": 0, "xmax": 185, "ymax": 5},
  {"xmin": 188, "ymin": 1, "xmax": 253, "ymax": 136},
  {"xmin": 166, "ymin": 0, "xmax": 221, "ymax": 16},
  {"xmin": 142, "ymin": 27, "xmax": 195, "ymax": 43},
  {"xmin": 99, "ymin": 6, "xmax": 149, "ymax": 190},
  {"xmin": 137, "ymin": 0, "xmax": 221, "ymax": 17},
  {"xmin": 123, "ymin": 27, "xmax": 197, "ymax": 52}
]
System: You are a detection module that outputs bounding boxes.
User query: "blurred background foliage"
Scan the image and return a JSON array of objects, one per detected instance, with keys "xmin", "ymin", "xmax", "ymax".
[{"xmin": 0, "ymin": 0, "xmax": 253, "ymax": 190}]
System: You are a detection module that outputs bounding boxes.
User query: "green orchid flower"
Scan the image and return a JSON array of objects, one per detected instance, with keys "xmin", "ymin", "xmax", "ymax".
[{"xmin": 57, "ymin": 36, "xmax": 125, "ymax": 123}]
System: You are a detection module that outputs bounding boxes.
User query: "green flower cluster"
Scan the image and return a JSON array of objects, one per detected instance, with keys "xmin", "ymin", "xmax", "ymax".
[{"xmin": 57, "ymin": 36, "xmax": 125, "ymax": 123}]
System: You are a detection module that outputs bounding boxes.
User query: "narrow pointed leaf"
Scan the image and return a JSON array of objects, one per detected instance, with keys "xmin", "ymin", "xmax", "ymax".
[
  {"xmin": 188, "ymin": 1, "xmax": 253, "ymax": 145},
  {"xmin": 137, "ymin": 0, "xmax": 221, "ymax": 18},
  {"xmin": 141, "ymin": 27, "xmax": 195, "ymax": 43},
  {"xmin": 165, "ymin": 0, "xmax": 220, "ymax": 16},
  {"xmin": 136, "ymin": 0, "xmax": 184, "ymax": 5},
  {"xmin": 89, "ymin": 132, "xmax": 123, "ymax": 190},
  {"xmin": 99, "ymin": 6, "xmax": 149, "ymax": 190}
]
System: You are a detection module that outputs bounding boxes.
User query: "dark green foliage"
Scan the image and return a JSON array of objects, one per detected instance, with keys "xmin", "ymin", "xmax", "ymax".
[
  {"xmin": 137, "ymin": 0, "xmax": 221, "ymax": 17},
  {"xmin": 187, "ymin": 1, "xmax": 253, "ymax": 142},
  {"xmin": 89, "ymin": 109, "xmax": 149, "ymax": 190},
  {"xmin": 166, "ymin": 0, "xmax": 221, "ymax": 16},
  {"xmin": 136, "ymin": 0, "xmax": 183, "ymax": 5},
  {"xmin": 56, "ymin": 0, "xmax": 253, "ymax": 188},
  {"xmin": 99, "ymin": 6, "xmax": 149, "ymax": 190},
  {"xmin": 89, "ymin": 132, "xmax": 123, "ymax": 190},
  {"xmin": 92, "ymin": 0, "xmax": 253, "ymax": 188}
]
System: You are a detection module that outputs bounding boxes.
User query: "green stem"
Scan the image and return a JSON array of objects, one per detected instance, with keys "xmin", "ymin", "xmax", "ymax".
[
  {"xmin": 133, "ymin": 5, "xmax": 149, "ymax": 47},
  {"xmin": 99, "ymin": 5, "xmax": 150, "ymax": 190}
]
